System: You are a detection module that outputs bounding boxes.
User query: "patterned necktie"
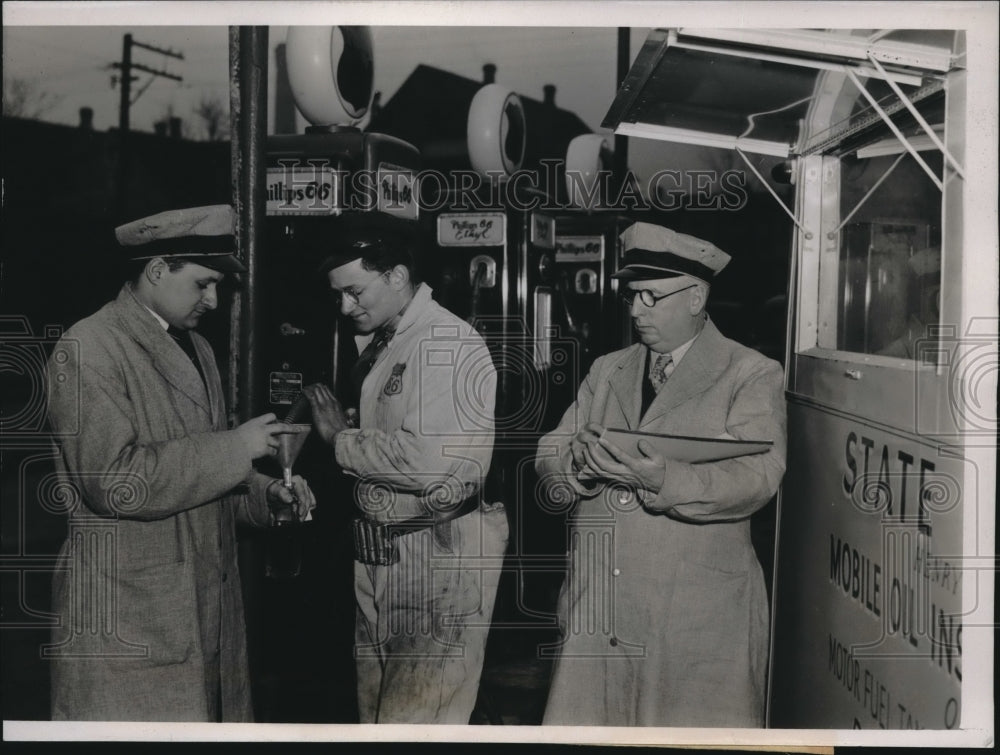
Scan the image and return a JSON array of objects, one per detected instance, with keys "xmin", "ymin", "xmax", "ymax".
[
  {"xmin": 650, "ymin": 352, "xmax": 674, "ymax": 393},
  {"xmin": 351, "ymin": 326, "xmax": 394, "ymax": 398}
]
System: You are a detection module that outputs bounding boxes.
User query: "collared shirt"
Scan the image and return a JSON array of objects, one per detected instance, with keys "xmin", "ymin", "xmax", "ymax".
[
  {"xmin": 647, "ymin": 328, "xmax": 699, "ymax": 383},
  {"xmin": 129, "ymin": 285, "xmax": 204, "ymax": 384},
  {"xmin": 131, "ymin": 285, "xmax": 169, "ymax": 331},
  {"xmin": 144, "ymin": 306, "xmax": 169, "ymax": 330}
]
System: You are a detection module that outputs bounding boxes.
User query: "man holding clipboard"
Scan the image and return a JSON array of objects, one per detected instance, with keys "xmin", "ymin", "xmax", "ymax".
[{"xmin": 536, "ymin": 221, "xmax": 787, "ymax": 727}]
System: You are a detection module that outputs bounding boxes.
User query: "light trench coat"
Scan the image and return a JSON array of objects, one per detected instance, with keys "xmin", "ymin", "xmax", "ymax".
[
  {"xmin": 536, "ymin": 319, "xmax": 787, "ymax": 727},
  {"xmin": 46, "ymin": 284, "xmax": 273, "ymax": 721}
]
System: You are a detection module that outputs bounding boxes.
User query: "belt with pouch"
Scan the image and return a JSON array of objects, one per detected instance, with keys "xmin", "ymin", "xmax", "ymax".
[{"xmin": 352, "ymin": 494, "xmax": 481, "ymax": 566}]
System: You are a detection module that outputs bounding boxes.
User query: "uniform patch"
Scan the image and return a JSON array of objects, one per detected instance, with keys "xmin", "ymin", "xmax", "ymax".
[{"xmin": 383, "ymin": 363, "xmax": 406, "ymax": 395}]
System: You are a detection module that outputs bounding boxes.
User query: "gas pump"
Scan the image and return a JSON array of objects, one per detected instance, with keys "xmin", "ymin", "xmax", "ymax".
[
  {"xmin": 551, "ymin": 213, "xmax": 633, "ymax": 372},
  {"xmin": 554, "ymin": 132, "xmax": 632, "ymax": 368},
  {"xmin": 424, "ymin": 201, "xmax": 568, "ymax": 643},
  {"xmin": 256, "ymin": 27, "xmax": 419, "ymax": 552},
  {"xmin": 260, "ymin": 28, "xmax": 419, "ymax": 422},
  {"xmin": 245, "ymin": 26, "xmax": 420, "ymax": 721},
  {"xmin": 421, "ymin": 84, "xmax": 631, "ymax": 645}
]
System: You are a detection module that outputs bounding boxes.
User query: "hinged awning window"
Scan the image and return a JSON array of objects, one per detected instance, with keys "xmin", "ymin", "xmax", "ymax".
[{"xmin": 603, "ymin": 28, "xmax": 963, "ymax": 159}]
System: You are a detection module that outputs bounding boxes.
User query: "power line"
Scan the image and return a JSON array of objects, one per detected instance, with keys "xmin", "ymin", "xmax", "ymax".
[
  {"xmin": 109, "ymin": 32, "xmax": 185, "ymax": 215},
  {"xmin": 108, "ymin": 33, "xmax": 184, "ymax": 134}
]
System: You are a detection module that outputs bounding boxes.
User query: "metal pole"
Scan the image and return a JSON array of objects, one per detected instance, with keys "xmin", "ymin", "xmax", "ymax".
[
  {"xmin": 117, "ymin": 33, "xmax": 133, "ymax": 218},
  {"xmin": 229, "ymin": 26, "xmax": 268, "ymax": 424},
  {"xmin": 613, "ymin": 27, "xmax": 631, "ymax": 198},
  {"xmin": 229, "ymin": 27, "xmax": 269, "ymax": 721},
  {"xmin": 227, "ymin": 28, "xmax": 242, "ymax": 426}
]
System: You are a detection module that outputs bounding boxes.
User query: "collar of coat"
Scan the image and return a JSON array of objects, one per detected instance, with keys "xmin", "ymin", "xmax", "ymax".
[
  {"xmin": 609, "ymin": 318, "xmax": 732, "ymax": 429},
  {"xmin": 111, "ymin": 284, "xmax": 214, "ymax": 416}
]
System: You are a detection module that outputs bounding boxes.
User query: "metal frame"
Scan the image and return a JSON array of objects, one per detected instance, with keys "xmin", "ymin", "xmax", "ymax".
[
  {"xmin": 800, "ymin": 78, "xmax": 946, "ymax": 156},
  {"xmin": 790, "ymin": 72, "xmax": 963, "ymax": 440},
  {"xmin": 669, "ymin": 35, "xmax": 924, "ymax": 87},
  {"xmin": 603, "ymin": 28, "xmax": 958, "ymax": 158},
  {"xmin": 676, "ymin": 28, "xmax": 957, "ymax": 72},
  {"xmin": 600, "ymin": 28, "xmax": 670, "ymax": 132},
  {"xmin": 790, "ymin": 155, "xmax": 826, "ymax": 355},
  {"xmin": 615, "ymin": 122, "xmax": 790, "ymax": 158}
]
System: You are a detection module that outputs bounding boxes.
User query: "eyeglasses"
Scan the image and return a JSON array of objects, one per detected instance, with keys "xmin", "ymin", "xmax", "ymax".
[
  {"xmin": 332, "ymin": 271, "xmax": 389, "ymax": 306},
  {"xmin": 621, "ymin": 283, "xmax": 697, "ymax": 308}
]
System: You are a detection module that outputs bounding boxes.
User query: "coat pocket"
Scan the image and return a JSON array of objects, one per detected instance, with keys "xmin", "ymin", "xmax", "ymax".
[
  {"xmin": 116, "ymin": 517, "xmax": 186, "ymax": 571},
  {"xmin": 663, "ymin": 558, "xmax": 764, "ymax": 725},
  {"xmin": 116, "ymin": 561, "xmax": 196, "ymax": 666},
  {"xmin": 667, "ymin": 558, "xmax": 748, "ymax": 663}
]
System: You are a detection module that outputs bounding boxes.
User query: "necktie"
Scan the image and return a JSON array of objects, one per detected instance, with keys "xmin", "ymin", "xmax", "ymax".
[
  {"xmin": 650, "ymin": 352, "xmax": 674, "ymax": 393},
  {"xmin": 167, "ymin": 326, "xmax": 206, "ymax": 386},
  {"xmin": 351, "ymin": 326, "xmax": 393, "ymax": 399},
  {"xmin": 347, "ymin": 298, "xmax": 411, "ymax": 418}
]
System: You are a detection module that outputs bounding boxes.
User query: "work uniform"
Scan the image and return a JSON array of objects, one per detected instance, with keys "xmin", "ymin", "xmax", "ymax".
[
  {"xmin": 335, "ymin": 283, "xmax": 508, "ymax": 723},
  {"xmin": 46, "ymin": 284, "xmax": 273, "ymax": 721},
  {"xmin": 536, "ymin": 319, "xmax": 786, "ymax": 726}
]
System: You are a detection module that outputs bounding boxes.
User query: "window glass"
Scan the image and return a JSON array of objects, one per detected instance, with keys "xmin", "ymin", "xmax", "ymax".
[{"xmin": 835, "ymin": 151, "xmax": 943, "ymax": 360}]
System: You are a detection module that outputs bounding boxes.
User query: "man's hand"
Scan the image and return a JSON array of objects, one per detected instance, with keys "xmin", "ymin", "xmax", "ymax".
[
  {"xmin": 570, "ymin": 422, "xmax": 605, "ymax": 479},
  {"xmin": 266, "ymin": 474, "xmax": 317, "ymax": 522},
  {"xmin": 581, "ymin": 435, "xmax": 668, "ymax": 496},
  {"xmin": 302, "ymin": 384, "xmax": 350, "ymax": 445},
  {"xmin": 235, "ymin": 414, "xmax": 295, "ymax": 460}
]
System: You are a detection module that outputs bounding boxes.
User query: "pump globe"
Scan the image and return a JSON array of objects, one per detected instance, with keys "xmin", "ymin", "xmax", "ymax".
[
  {"xmin": 566, "ymin": 134, "xmax": 611, "ymax": 209},
  {"xmin": 467, "ymin": 84, "xmax": 526, "ymax": 178},
  {"xmin": 285, "ymin": 26, "xmax": 374, "ymax": 127}
]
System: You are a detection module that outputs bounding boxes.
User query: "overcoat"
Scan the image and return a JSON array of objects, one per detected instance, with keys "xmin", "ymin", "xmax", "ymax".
[
  {"xmin": 46, "ymin": 284, "xmax": 272, "ymax": 721},
  {"xmin": 536, "ymin": 319, "xmax": 786, "ymax": 727}
]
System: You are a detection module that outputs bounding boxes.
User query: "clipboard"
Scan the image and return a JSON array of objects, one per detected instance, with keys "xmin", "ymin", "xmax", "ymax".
[{"xmin": 601, "ymin": 428, "xmax": 773, "ymax": 463}]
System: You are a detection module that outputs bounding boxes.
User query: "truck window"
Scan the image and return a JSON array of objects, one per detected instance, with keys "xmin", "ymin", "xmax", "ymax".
[{"xmin": 832, "ymin": 150, "xmax": 943, "ymax": 361}]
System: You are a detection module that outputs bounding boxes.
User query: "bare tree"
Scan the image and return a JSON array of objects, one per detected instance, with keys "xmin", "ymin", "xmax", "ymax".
[
  {"xmin": 3, "ymin": 76, "xmax": 62, "ymax": 119},
  {"xmin": 193, "ymin": 93, "xmax": 229, "ymax": 141}
]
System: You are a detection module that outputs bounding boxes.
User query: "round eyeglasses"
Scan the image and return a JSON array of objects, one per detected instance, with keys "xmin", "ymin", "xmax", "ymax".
[
  {"xmin": 332, "ymin": 270, "xmax": 390, "ymax": 306},
  {"xmin": 621, "ymin": 283, "xmax": 697, "ymax": 308}
]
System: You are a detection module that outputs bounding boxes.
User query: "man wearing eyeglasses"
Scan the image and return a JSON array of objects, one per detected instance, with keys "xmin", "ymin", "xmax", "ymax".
[
  {"xmin": 536, "ymin": 221, "xmax": 787, "ymax": 727},
  {"xmin": 302, "ymin": 214, "xmax": 507, "ymax": 724}
]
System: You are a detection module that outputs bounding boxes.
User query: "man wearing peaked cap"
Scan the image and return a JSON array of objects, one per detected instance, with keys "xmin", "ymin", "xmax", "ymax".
[
  {"xmin": 45, "ymin": 205, "xmax": 316, "ymax": 721},
  {"xmin": 537, "ymin": 220, "xmax": 787, "ymax": 727},
  {"xmin": 614, "ymin": 221, "xmax": 731, "ymax": 281},
  {"xmin": 115, "ymin": 204, "xmax": 247, "ymax": 273},
  {"xmin": 301, "ymin": 212, "xmax": 508, "ymax": 724}
]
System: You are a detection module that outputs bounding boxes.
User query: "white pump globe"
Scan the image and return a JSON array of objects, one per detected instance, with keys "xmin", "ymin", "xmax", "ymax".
[
  {"xmin": 467, "ymin": 84, "xmax": 526, "ymax": 178},
  {"xmin": 565, "ymin": 133, "xmax": 611, "ymax": 209},
  {"xmin": 285, "ymin": 26, "xmax": 374, "ymax": 127}
]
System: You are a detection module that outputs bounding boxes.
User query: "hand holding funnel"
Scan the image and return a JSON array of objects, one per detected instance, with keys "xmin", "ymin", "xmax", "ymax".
[{"xmin": 272, "ymin": 424, "xmax": 312, "ymax": 524}]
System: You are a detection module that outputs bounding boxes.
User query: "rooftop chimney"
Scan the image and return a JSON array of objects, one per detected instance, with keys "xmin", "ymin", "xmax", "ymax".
[
  {"xmin": 78, "ymin": 107, "xmax": 94, "ymax": 131},
  {"xmin": 483, "ymin": 64, "xmax": 497, "ymax": 84},
  {"xmin": 543, "ymin": 84, "xmax": 556, "ymax": 107},
  {"xmin": 169, "ymin": 117, "xmax": 182, "ymax": 139}
]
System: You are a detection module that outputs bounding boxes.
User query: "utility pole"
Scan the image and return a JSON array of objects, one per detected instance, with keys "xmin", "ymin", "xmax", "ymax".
[
  {"xmin": 118, "ymin": 34, "xmax": 133, "ymax": 134},
  {"xmin": 110, "ymin": 33, "xmax": 184, "ymax": 218},
  {"xmin": 111, "ymin": 33, "xmax": 185, "ymax": 135}
]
